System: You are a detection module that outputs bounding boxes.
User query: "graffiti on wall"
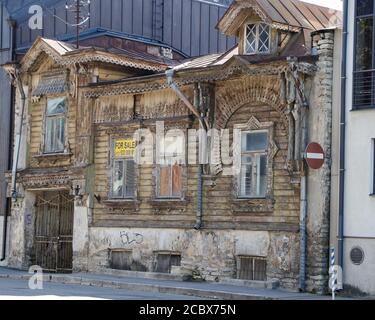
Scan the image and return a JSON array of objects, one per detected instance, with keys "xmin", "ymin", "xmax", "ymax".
[{"xmin": 120, "ymin": 231, "xmax": 144, "ymax": 245}]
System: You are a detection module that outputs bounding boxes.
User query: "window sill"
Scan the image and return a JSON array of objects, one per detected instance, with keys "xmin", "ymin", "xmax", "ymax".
[
  {"xmin": 102, "ymin": 198, "xmax": 140, "ymax": 207},
  {"xmin": 149, "ymin": 199, "xmax": 188, "ymax": 214},
  {"xmin": 33, "ymin": 152, "xmax": 72, "ymax": 163},
  {"xmin": 149, "ymin": 198, "xmax": 187, "ymax": 205},
  {"xmin": 351, "ymin": 106, "xmax": 375, "ymax": 111},
  {"xmin": 231, "ymin": 198, "xmax": 275, "ymax": 214}
]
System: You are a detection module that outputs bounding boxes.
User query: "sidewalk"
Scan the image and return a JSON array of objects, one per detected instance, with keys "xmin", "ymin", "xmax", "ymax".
[{"xmin": 0, "ymin": 267, "xmax": 347, "ymax": 300}]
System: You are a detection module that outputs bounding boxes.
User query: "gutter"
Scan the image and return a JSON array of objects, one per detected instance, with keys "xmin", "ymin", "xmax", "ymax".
[
  {"xmin": 9, "ymin": 68, "xmax": 26, "ymax": 200},
  {"xmin": 166, "ymin": 69, "xmax": 207, "ymax": 230},
  {"xmin": 338, "ymin": 0, "xmax": 349, "ymax": 269}
]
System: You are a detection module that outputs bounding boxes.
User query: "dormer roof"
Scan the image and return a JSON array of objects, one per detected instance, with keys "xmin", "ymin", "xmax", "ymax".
[{"xmin": 217, "ymin": 0, "xmax": 342, "ymax": 36}]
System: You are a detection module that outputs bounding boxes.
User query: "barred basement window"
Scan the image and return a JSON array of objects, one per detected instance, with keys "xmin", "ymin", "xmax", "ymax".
[
  {"xmin": 245, "ymin": 23, "xmax": 270, "ymax": 55},
  {"xmin": 44, "ymin": 97, "xmax": 66, "ymax": 153},
  {"xmin": 110, "ymin": 249, "xmax": 132, "ymax": 270},
  {"xmin": 155, "ymin": 252, "xmax": 181, "ymax": 273},
  {"xmin": 237, "ymin": 256, "xmax": 267, "ymax": 281},
  {"xmin": 239, "ymin": 131, "xmax": 268, "ymax": 198}
]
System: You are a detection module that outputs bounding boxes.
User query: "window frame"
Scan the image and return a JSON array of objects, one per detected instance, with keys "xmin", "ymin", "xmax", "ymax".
[
  {"xmin": 156, "ymin": 164, "xmax": 183, "ymax": 199},
  {"xmin": 353, "ymin": 0, "xmax": 375, "ymax": 110},
  {"xmin": 238, "ymin": 129, "xmax": 269, "ymax": 199},
  {"xmin": 244, "ymin": 22, "xmax": 271, "ymax": 55},
  {"xmin": 43, "ymin": 96, "xmax": 68, "ymax": 154},
  {"xmin": 109, "ymin": 138, "xmax": 137, "ymax": 200},
  {"xmin": 155, "ymin": 129, "xmax": 186, "ymax": 200},
  {"xmin": 233, "ymin": 116, "xmax": 279, "ymax": 201}
]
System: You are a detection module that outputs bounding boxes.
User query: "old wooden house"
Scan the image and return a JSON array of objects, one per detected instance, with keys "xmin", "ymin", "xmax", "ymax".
[{"xmin": 2, "ymin": 0, "xmax": 341, "ymax": 293}]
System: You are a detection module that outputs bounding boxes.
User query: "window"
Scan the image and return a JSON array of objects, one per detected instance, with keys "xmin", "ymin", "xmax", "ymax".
[
  {"xmin": 155, "ymin": 252, "xmax": 181, "ymax": 273},
  {"xmin": 157, "ymin": 134, "xmax": 184, "ymax": 198},
  {"xmin": 237, "ymin": 256, "xmax": 267, "ymax": 281},
  {"xmin": 353, "ymin": 0, "xmax": 375, "ymax": 108},
  {"xmin": 110, "ymin": 249, "xmax": 132, "ymax": 270},
  {"xmin": 239, "ymin": 131, "xmax": 268, "ymax": 198},
  {"xmin": 111, "ymin": 139, "xmax": 136, "ymax": 199},
  {"xmin": 44, "ymin": 97, "xmax": 66, "ymax": 153},
  {"xmin": 245, "ymin": 23, "xmax": 270, "ymax": 54}
]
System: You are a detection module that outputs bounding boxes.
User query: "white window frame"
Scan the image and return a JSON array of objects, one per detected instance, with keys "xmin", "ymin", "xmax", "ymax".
[
  {"xmin": 244, "ymin": 22, "xmax": 271, "ymax": 55},
  {"xmin": 110, "ymin": 139, "xmax": 137, "ymax": 200},
  {"xmin": 156, "ymin": 131, "xmax": 185, "ymax": 199},
  {"xmin": 238, "ymin": 130, "xmax": 269, "ymax": 199},
  {"xmin": 43, "ymin": 96, "xmax": 67, "ymax": 154}
]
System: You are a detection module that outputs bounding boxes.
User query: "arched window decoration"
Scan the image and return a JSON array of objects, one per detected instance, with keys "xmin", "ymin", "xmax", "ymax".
[
  {"xmin": 234, "ymin": 116, "xmax": 279, "ymax": 199},
  {"xmin": 245, "ymin": 23, "xmax": 271, "ymax": 54}
]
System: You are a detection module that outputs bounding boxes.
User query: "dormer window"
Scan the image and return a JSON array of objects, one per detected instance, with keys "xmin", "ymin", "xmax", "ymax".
[{"xmin": 245, "ymin": 23, "xmax": 270, "ymax": 55}]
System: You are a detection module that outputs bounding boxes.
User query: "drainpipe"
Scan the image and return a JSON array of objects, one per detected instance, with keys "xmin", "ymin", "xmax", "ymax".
[
  {"xmin": 1, "ymin": 18, "xmax": 17, "ymax": 261},
  {"xmin": 338, "ymin": 0, "xmax": 349, "ymax": 269},
  {"xmin": 287, "ymin": 58, "xmax": 309, "ymax": 292},
  {"xmin": 10, "ymin": 68, "xmax": 26, "ymax": 200},
  {"xmin": 166, "ymin": 69, "xmax": 207, "ymax": 230}
]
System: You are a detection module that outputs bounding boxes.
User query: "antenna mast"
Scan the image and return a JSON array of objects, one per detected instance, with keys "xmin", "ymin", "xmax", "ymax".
[{"xmin": 65, "ymin": 0, "xmax": 91, "ymax": 49}]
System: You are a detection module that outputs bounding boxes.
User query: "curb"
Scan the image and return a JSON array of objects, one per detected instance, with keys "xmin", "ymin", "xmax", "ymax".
[{"xmin": 0, "ymin": 273, "xmax": 276, "ymax": 300}]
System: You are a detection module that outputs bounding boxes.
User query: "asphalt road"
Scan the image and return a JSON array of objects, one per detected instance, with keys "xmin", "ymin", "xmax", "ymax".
[{"xmin": 0, "ymin": 278, "xmax": 202, "ymax": 300}]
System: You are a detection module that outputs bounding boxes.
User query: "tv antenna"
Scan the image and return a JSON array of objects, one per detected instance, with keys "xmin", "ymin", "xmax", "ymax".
[{"xmin": 64, "ymin": 0, "xmax": 91, "ymax": 49}]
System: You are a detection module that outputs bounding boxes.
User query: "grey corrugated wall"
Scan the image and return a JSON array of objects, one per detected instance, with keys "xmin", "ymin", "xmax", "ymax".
[
  {"xmin": 0, "ymin": 2, "xmax": 11, "ymax": 217},
  {"xmin": 13, "ymin": 0, "xmax": 236, "ymax": 56}
]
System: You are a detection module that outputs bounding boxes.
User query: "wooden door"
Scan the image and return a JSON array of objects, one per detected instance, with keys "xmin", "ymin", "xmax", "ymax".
[{"xmin": 34, "ymin": 192, "xmax": 74, "ymax": 273}]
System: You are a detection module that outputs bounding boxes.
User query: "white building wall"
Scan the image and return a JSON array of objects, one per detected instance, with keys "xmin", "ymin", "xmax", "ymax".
[
  {"xmin": 342, "ymin": 0, "xmax": 375, "ymax": 294},
  {"xmin": 0, "ymin": 215, "xmax": 10, "ymax": 266}
]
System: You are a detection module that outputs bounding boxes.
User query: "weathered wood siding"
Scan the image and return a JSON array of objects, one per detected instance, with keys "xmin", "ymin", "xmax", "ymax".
[{"xmin": 90, "ymin": 76, "xmax": 300, "ymax": 232}]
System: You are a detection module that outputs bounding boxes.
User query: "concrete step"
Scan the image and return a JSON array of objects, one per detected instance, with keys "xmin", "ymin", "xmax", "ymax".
[
  {"xmin": 219, "ymin": 278, "xmax": 280, "ymax": 290},
  {"xmin": 96, "ymin": 268, "xmax": 185, "ymax": 282}
]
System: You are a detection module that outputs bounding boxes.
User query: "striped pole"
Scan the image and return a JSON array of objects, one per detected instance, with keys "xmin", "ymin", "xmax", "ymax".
[{"xmin": 331, "ymin": 247, "xmax": 336, "ymax": 300}]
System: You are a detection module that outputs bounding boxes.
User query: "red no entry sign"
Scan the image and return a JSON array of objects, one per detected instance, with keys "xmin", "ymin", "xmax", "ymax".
[{"xmin": 305, "ymin": 142, "xmax": 325, "ymax": 169}]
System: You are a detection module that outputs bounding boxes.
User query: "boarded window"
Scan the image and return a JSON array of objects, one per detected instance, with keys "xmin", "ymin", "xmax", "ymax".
[
  {"xmin": 155, "ymin": 253, "xmax": 181, "ymax": 273},
  {"xmin": 110, "ymin": 250, "xmax": 132, "ymax": 270},
  {"xmin": 44, "ymin": 97, "xmax": 66, "ymax": 153},
  {"xmin": 111, "ymin": 139, "xmax": 136, "ymax": 199},
  {"xmin": 158, "ymin": 165, "xmax": 182, "ymax": 198},
  {"xmin": 237, "ymin": 256, "xmax": 267, "ymax": 281},
  {"xmin": 157, "ymin": 133, "xmax": 184, "ymax": 198},
  {"xmin": 239, "ymin": 131, "xmax": 268, "ymax": 198}
]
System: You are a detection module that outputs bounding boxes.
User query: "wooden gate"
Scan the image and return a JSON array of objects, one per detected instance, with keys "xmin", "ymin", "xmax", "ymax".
[{"xmin": 34, "ymin": 192, "xmax": 74, "ymax": 273}]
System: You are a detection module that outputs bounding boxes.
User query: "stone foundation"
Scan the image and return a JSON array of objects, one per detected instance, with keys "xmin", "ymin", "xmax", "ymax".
[{"xmin": 85, "ymin": 227, "xmax": 300, "ymax": 290}]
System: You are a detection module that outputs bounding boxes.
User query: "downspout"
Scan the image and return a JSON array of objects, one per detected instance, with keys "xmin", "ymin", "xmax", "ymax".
[
  {"xmin": 299, "ymin": 103, "xmax": 308, "ymax": 292},
  {"xmin": 338, "ymin": 0, "xmax": 349, "ymax": 269},
  {"xmin": 10, "ymin": 69, "xmax": 26, "ymax": 200},
  {"xmin": 1, "ymin": 18, "xmax": 16, "ymax": 262},
  {"xmin": 166, "ymin": 69, "xmax": 207, "ymax": 230},
  {"xmin": 287, "ymin": 58, "xmax": 309, "ymax": 292}
]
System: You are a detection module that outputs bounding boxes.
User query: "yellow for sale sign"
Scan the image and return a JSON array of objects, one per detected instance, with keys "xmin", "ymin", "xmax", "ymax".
[{"xmin": 114, "ymin": 139, "xmax": 136, "ymax": 157}]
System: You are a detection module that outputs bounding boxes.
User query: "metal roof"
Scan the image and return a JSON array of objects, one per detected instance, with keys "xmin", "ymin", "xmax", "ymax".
[
  {"xmin": 217, "ymin": 0, "xmax": 342, "ymax": 35},
  {"xmin": 21, "ymin": 37, "xmax": 175, "ymax": 73}
]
